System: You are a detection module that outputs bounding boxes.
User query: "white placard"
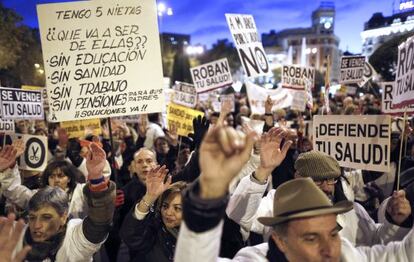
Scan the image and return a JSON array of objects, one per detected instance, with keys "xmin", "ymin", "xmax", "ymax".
[
  {"xmin": 394, "ymin": 37, "xmax": 414, "ymax": 109},
  {"xmin": 290, "ymin": 90, "xmax": 307, "ymax": 112},
  {"xmin": 225, "ymin": 14, "xmax": 270, "ymax": 78},
  {"xmin": 172, "ymin": 82, "xmax": 197, "ymax": 108},
  {"xmin": 313, "ymin": 115, "xmax": 391, "ymax": 172},
  {"xmin": 0, "ymin": 87, "xmax": 44, "ymax": 120},
  {"xmin": 281, "ymin": 65, "xmax": 315, "ymax": 91},
  {"xmin": 37, "ymin": 0, "xmax": 164, "ymax": 122},
  {"xmin": 14, "ymin": 134, "xmax": 48, "ymax": 172},
  {"xmin": 358, "ymin": 62, "xmax": 377, "ymax": 88},
  {"xmin": 0, "ymin": 119, "xmax": 14, "ymax": 134},
  {"xmin": 381, "ymin": 82, "xmax": 414, "ymax": 115},
  {"xmin": 339, "ymin": 56, "xmax": 365, "ymax": 84},
  {"xmin": 190, "ymin": 58, "xmax": 233, "ymax": 93},
  {"xmin": 246, "ymin": 82, "xmax": 292, "ymax": 115}
]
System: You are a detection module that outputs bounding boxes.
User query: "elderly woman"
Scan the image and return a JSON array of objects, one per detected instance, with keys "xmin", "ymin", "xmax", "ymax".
[{"xmin": 120, "ymin": 165, "xmax": 186, "ymax": 262}]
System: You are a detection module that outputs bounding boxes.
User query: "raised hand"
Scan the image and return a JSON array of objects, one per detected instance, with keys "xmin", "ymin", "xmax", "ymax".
[
  {"xmin": 0, "ymin": 146, "xmax": 17, "ymax": 172},
  {"xmin": 0, "ymin": 214, "xmax": 31, "ymax": 262},
  {"xmin": 255, "ymin": 127, "xmax": 292, "ymax": 182},
  {"xmin": 188, "ymin": 115, "xmax": 210, "ymax": 149},
  {"xmin": 137, "ymin": 115, "xmax": 149, "ymax": 138},
  {"xmin": 217, "ymin": 100, "xmax": 232, "ymax": 126},
  {"xmin": 86, "ymin": 143, "xmax": 107, "ymax": 180},
  {"xmin": 199, "ymin": 124, "xmax": 258, "ymax": 199},
  {"xmin": 12, "ymin": 139, "xmax": 25, "ymax": 158},
  {"xmin": 387, "ymin": 190, "xmax": 412, "ymax": 225},
  {"xmin": 144, "ymin": 165, "xmax": 171, "ymax": 204},
  {"xmin": 165, "ymin": 124, "xmax": 178, "ymax": 146},
  {"xmin": 265, "ymin": 95, "xmax": 274, "ymax": 114}
]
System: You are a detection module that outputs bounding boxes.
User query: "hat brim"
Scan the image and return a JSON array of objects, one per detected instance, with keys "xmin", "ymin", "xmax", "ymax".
[{"xmin": 257, "ymin": 200, "xmax": 353, "ymax": 227}]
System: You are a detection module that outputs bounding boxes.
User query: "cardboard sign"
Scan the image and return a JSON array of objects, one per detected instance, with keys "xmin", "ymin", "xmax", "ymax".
[
  {"xmin": 313, "ymin": 115, "xmax": 391, "ymax": 172},
  {"xmin": 394, "ymin": 36, "xmax": 414, "ymax": 108},
  {"xmin": 14, "ymin": 134, "xmax": 48, "ymax": 172},
  {"xmin": 190, "ymin": 58, "xmax": 233, "ymax": 93},
  {"xmin": 0, "ymin": 87, "xmax": 44, "ymax": 120},
  {"xmin": 60, "ymin": 118, "xmax": 102, "ymax": 138},
  {"xmin": 37, "ymin": 0, "xmax": 164, "ymax": 122},
  {"xmin": 339, "ymin": 56, "xmax": 365, "ymax": 84},
  {"xmin": 225, "ymin": 14, "xmax": 270, "ymax": 78},
  {"xmin": 167, "ymin": 103, "xmax": 204, "ymax": 137},
  {"xmin": 246, "ymin": 82, "xmax": 292, "ymax": 115},
  {"xmin": 172, "ymin": 82, "xmax": 197, "ymax": 108},
  {"xmin": 281, "ymin": 65, "xmax": 315, "ymax": 91},
  {"xmin": 381, "ymin": 82, "xmax": 414, "ymax": 115},
  {"xmin": 358, "ymin": 62, "xmax": 377, "ymax": 88}
]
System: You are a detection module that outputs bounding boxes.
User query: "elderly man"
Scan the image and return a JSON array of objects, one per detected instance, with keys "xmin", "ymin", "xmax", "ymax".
[
  {"xmin": 174, "ymin": 124, "xmax": 414, "ymax": 262},
  {"xmin": 226, "ymin": 149, "xmax": 412, "ymax": 246}
]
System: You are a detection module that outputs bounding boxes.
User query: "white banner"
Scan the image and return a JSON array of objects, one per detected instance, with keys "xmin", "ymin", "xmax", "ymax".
[
  {"xmin": 290, "ymin": 90, "xmax": 307, "ymax": 112},
  {"xmin": 172, "ymin": 82, "xmax": 197, "ymax": 108},
  {"xmin": 313, "ymin": 115, "xmax": 391, "ymax": 172},
  {"xmin": 0, "ymin": 87, "xmax": 44, "ymax": 120},
  {"xmin": 0, "ymin": 119, "xmax": 14, "ymax": 134},
  {"xmin": 394, "ymin": 36, "xmax": 414, "ymax": 109},
  {"xmin": 281, "ymin": 65, "xmax": 315, "ymax": 91},
  {"xmin": 225, "ymin": 14, "xmax": 270, "ymax": 78},
  {"xmin": 339, "ymin": 56, "xmax": 365, "ymax": 84},
  {"xmin": 246, "ymin": 82, "xmax": 292, "ymax": 115},
  {"xmin": 190, "ymin": 58, "xmax": 233, "ymax": 93},
  {"xmin": 381, "ymin": 82, "xmax": 414, "ymax": 115},
  {"xmin": 37, "ymin": 0, "xmax": 164, "ymax": 122}
]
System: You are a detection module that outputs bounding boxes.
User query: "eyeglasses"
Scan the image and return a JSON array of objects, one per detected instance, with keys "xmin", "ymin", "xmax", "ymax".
[{"xmin": 314, "ymin": 178, "xmax": 338, "ymax": 186}]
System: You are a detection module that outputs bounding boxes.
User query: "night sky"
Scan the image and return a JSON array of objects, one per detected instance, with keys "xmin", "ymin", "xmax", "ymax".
[{"xmin": 3, "ymin": 0, "xmax": 400, "ymax": 53}]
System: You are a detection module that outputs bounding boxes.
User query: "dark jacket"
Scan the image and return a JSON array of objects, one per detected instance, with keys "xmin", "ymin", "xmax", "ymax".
[{"xmin": 120, "ymin": 205, "xmax": 177, "ymax": 262}]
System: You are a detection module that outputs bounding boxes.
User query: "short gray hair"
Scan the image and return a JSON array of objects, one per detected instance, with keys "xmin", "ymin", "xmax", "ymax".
[{"xmin": 28, "ymin": 186, "xmax": 69, "ymax": 216}]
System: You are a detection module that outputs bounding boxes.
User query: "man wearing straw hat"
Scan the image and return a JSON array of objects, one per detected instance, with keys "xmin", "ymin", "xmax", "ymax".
[{"xmin": 174, "ymin": 124, "xmax": 414, "ymax": 261}]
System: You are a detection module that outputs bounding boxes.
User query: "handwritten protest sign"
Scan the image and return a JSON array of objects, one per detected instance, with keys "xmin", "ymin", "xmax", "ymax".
[
  {"xmin": 339, "ymin": 56, "xmax": 365, "ymax": 84},
  {"xmin": 60, "ymin": 118, "xmax": 101, "ymax": 138},
  {"xmin": 225, "ymin": 14, "xmax": 270, "ymax": 78},
  {"xmin": 0, "ymin": 87, "xmax": 43, "ymax": 120},
  {"xmin": 394, "ymin": 36, "xmax": 414, "ymax": 108},
  {"xmin": 14, "ymin": 134, "xmax": 48, "ymax": 172},
  {"xmin": 290, "ymin": 91, "xmax": 307, "ymax": 112},
  {"xmin": 190, "ymin": 58, "xmax": 233, "ymax": 93},
  {"xmin": 167, "ymin": 103, "xmax": 204, "ymax": 137},
  {"xmin": 381, "ymin": 82, "xmax": 414, "ymax": 115},
  {"xmin": 37, "ymin": 0, "xmax": 164, "ymax": 122},
  {"xmin": 172, "ymin": 82, "xmax": 197, "ymax": 108},
  {"xmin": 246, "ymin": 82, "xmax": 292, "ymax": 114},
  {"xmin": 313, "ymin": 115, "xmax": 391, "ymax": 172},
  {"xmin": 281, "ymin": 65, "xmax": 315, "ymax": 91},
  {"xmin": 0, "ymin": 118, "xmax": 14, "ymax": 134}
]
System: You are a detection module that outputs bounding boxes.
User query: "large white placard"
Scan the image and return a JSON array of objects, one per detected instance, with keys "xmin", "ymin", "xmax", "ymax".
[
  {"xmin": 394, "ymin": 37, "xmax": 414, "ymax": 109},
  {"xmin": 13, "ymin": 134, "xmax": 48, "ymax": 172},
  {"xmin": 190, "ymin": 58, "xmax": 233, "ymax": 93},
  {"xmin": 313, "ymin": 115, "xmax": 391, "ymax": 172},
  {"xmin": 225, "ymin": 14, "xmax": 270, "ymax": 78},
  {"xmin": 172, "ymin": 82, "xmax": 197, "ymax": 108},
  {"xmin": 0, "ymin": 87, "xmax": 44, "ymax": 120},
  {"xmin": 37, "ymin": 0, "xmax": 164, "ymax": 122}
]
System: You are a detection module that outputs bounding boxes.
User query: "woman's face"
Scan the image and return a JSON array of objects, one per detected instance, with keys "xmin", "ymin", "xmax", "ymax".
[
  {"xmin": 48, "ymin": 168, "xmax": 70, "ymax": 191},
  {"xmin": 161, "ymin": 193, "xmax": 182, "ymax": 229}
]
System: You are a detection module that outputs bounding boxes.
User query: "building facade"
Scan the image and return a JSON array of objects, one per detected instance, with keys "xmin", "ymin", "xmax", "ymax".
[
  {"xmin": 262, "ymin": 2, "xmax": 341, "ymax": 82},
  {"xmin": 361, "ymin": 0, "xmax": 414, "ymax": 58}
]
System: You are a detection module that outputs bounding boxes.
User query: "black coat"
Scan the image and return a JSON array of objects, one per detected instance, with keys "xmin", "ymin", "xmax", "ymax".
[{"xmin": 120, "ymin": 206, "xmax": 176, "ymax": 262}]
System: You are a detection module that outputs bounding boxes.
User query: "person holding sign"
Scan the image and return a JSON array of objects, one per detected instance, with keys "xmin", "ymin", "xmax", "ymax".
[{"xmin": 0, "ymin": 143, "xmax": 115, "ymax": 261}]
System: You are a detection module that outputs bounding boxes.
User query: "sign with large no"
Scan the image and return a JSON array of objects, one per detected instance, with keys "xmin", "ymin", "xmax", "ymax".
[{"xmin": 225, "ymin": 14, "xmax": 270, "ymax": 78}]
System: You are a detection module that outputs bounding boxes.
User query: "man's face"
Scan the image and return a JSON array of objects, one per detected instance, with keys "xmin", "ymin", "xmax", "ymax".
[
  {"xmin": 132, "ymin": 150, "xmax": 156, "ymax": 183},
  {"xmin": 273, "ymin": 214, "xmax": 341, "ymax": 262},
  {"xmin": 28, "ymin": 205, "xmax": 67, "ymax": 242}
]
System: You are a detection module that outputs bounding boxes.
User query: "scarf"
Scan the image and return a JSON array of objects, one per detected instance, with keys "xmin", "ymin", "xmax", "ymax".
[{"xmin": 23, "ymin": 226, "xmax": 66, "ymax": 262}]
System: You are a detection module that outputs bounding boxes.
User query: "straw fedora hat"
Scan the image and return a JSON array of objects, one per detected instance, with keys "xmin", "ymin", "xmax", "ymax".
[{"xmin": 258, "ymin": 178, "xmax": 353, "ymax": 226}]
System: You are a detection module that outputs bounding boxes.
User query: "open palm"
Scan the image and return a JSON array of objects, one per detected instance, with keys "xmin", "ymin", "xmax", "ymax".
[
  {"xmin": 0, "ymin": 146, "xmax": 17, "ymax": 172},
  {"xmin": 145, "ymin": 165, "xmax": 171, "ymax": 201},
  {"xmin": 260, "ymin": 127, "xmax": 292, "ymax": 172},
  {"xmin": 86, "ymin": 143, "xmax": 106, "ymax": 180}
]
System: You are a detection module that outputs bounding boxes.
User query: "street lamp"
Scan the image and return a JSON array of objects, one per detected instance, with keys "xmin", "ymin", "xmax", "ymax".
[
  {"xmin": 158, "ymin": 2, "xmax": 173, "ymax": 17},
  {"xmin": 185, "ymin": 45, "xmax": 204, "ymax": 56}
]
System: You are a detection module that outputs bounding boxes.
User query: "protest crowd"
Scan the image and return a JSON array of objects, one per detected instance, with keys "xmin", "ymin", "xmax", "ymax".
[{"xmin": 1, "ymin": 1, "xmax": 414, "ymax": 262}]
